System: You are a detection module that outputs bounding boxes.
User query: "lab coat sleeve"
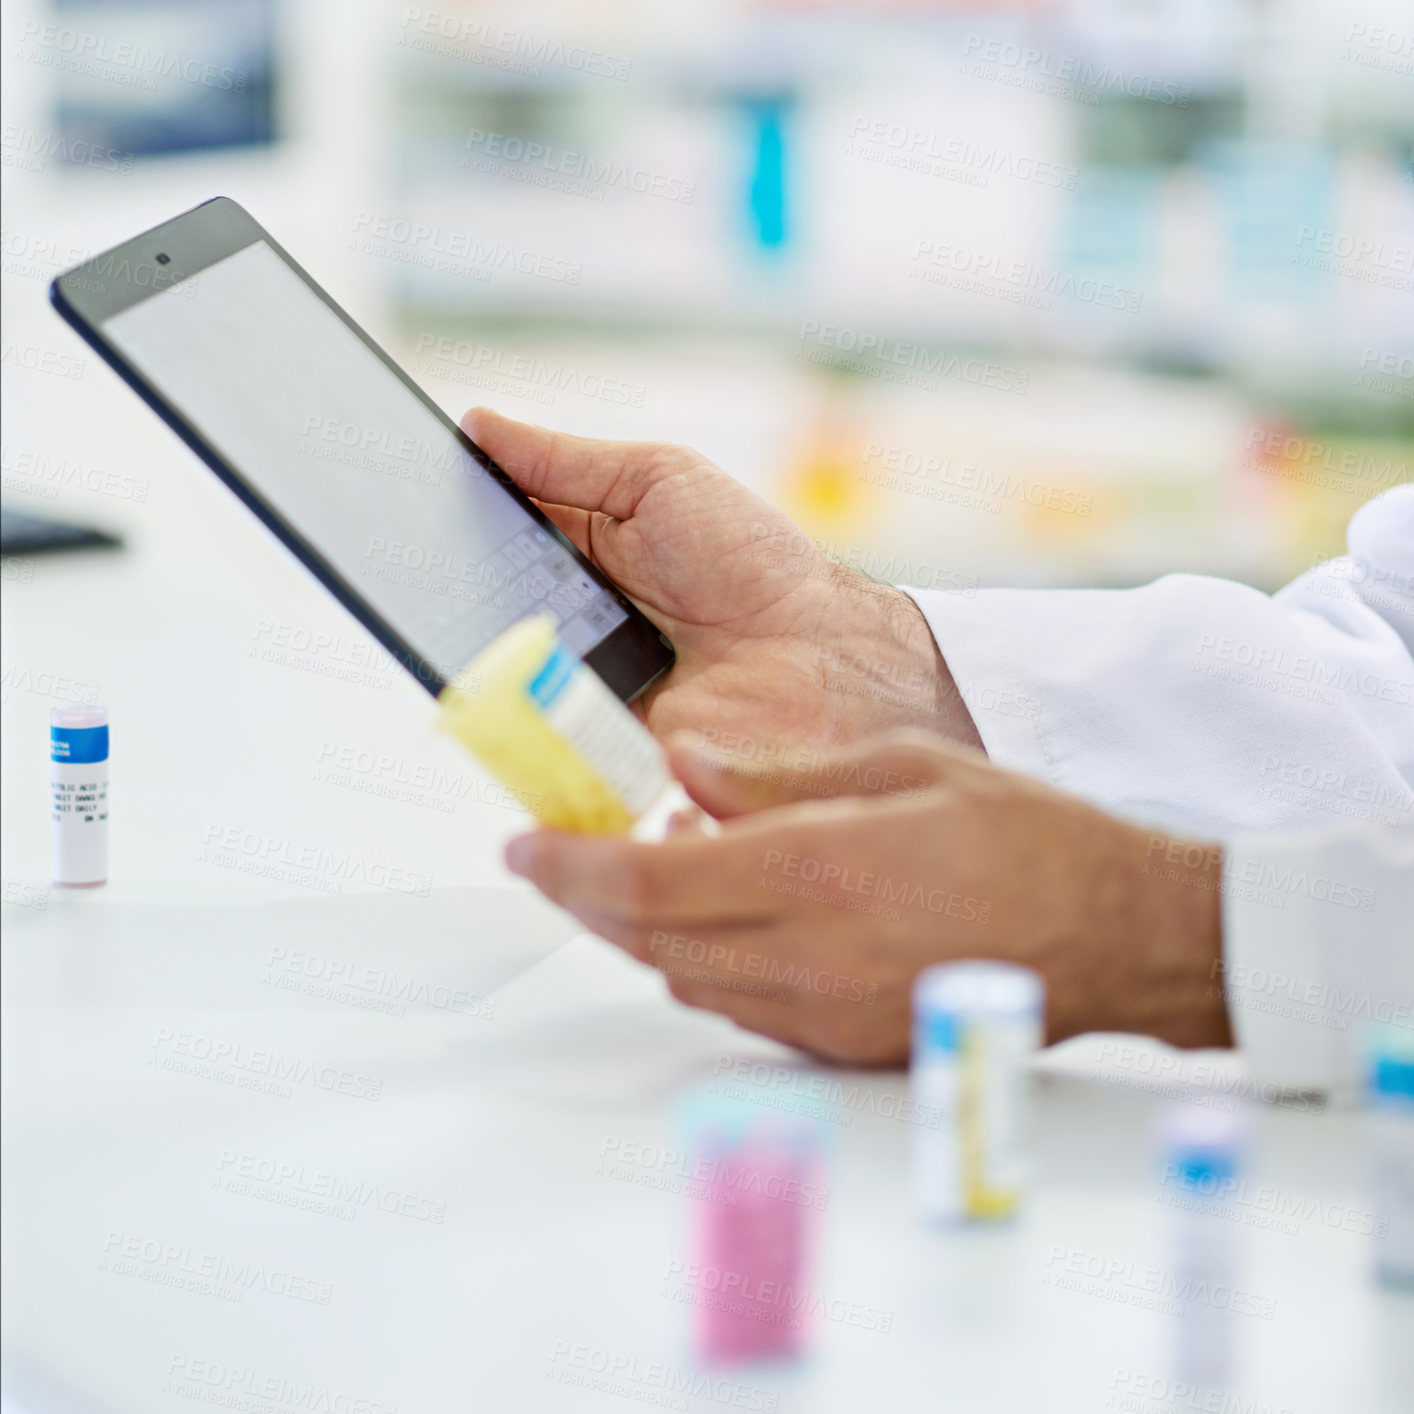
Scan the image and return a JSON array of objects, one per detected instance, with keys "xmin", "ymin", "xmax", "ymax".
[
  {"xmin": 1220, "ymin": 825, "xmax": 1414, "ymax": 1103},
  {"xmin": 904, "ymin": 485, "xmax": 1414, "ymax": 838}
]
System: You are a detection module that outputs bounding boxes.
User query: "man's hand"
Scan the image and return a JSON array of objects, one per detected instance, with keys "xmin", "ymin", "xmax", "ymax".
[
  {"xmin": 463, "ymin": 409, "xmax": 982, "ymax": 753},
  {"xmin": 504, "ymin": 731, "xmax": 1232, "ymax": 1065}
]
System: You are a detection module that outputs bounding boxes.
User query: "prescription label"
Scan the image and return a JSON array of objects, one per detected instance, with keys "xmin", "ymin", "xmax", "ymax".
[
  {"xmin": 438, "ymin": 613, "xmax": 669, "ymax": 834},
  {"xmin": 530, "ymin": 642, "xmax": 666, "ymax": 819},
  {"xmin": 51, "ymin": 716, "xmax": 109, "ymax": 885}
]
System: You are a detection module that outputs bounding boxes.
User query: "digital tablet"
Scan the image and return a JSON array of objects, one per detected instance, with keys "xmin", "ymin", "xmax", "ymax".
[{"xmin": 50, "ymin": 196, "xmax": 674, "ymax": 701}]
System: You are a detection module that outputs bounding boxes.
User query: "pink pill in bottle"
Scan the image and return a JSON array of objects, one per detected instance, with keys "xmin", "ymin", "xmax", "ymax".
[{"xmin": 684, "ymin": 1096, "xmax": 824, "ymax": 1370}]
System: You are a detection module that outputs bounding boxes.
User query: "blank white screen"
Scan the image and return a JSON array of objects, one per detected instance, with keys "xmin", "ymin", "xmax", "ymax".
[{"xmin": 104, "ymin": 240, "xmax": 626, "ymax": 677}]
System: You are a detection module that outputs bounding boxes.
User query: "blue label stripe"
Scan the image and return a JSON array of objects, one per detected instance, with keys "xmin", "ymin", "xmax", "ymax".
[
  {"xmin": 1169, "ymin": 1154, "xmax": 1238, "ymax": 1188},
  {"xmin": 919, "ymin": 1012, "xmax": 962, "ymax": 1051},
  {"xmin": 527, "ymin": 643, "xmax": 575, "ymax": 709},
  {"xmin": 51, "ymin": 725, "xmax": 109, "ymax": 763}
]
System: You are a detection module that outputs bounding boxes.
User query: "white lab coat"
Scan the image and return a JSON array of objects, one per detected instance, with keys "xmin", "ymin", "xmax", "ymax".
[{"xmin": 908, "ymin": 485, "xmax": 1414, "ymax": 1099}]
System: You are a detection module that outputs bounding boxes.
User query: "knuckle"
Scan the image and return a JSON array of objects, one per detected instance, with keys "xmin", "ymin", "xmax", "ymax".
[{"xmin": 630, "ymin": 441, "xmax": 684, "ymax": 484}]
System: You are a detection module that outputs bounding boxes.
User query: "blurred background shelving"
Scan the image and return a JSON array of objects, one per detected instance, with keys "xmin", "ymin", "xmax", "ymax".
[{"xmin": 3, "ymin": 0, "xmax": 1411, "ymax": 594}]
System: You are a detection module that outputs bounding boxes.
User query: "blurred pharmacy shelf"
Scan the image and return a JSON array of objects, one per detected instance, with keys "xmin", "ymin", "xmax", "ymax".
[
  {"xmin": 384, "ymin": 0, "xmax": 1414, "ymax": 377},
  {"xmin": 3, "ymin": 0, "xmax": 1410, "ymax": 599}
]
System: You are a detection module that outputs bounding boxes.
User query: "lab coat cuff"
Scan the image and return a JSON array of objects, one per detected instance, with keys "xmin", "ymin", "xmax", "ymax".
[
  {"xmin": 901, "ymin": 587, "xmax": 1060, "ymax": 785},
  {"xmin": 1220, "ymin": 833, "xmax": 1377, "ymax": 1106}
]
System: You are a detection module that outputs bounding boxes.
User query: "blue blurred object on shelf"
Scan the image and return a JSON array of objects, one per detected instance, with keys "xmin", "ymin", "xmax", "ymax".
[{"xmin": 745, "ymin": 94, "xmax": 792, "ymax": 253}]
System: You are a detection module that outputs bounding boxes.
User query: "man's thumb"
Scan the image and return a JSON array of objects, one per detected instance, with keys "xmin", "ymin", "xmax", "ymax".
[
  {"xmin": 667, "ymin": 730, "xmax": 949, "ymax": 821},
  {"xmin": 667, "ymin": 734, "xmax": 806, "ymax": 819},
  {"xmin": 461, "ymin": 406, "xmax": 645, "ymax": 519}
]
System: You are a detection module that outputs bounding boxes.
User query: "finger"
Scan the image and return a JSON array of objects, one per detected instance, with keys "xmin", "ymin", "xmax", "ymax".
[
  {"xmin": 572, "ymin": 908, "xmax": 763, "ymax": 976},
  {"xmin": 570, "ymin": 897, "xmax": 895, "ymax": 1059},
  {"xmin": 667, "ymin": 733, "xmax": 807, "ymax": 818},
  {"xmin": 462, "ymin": 407, "xmax": 663, "ymax": 520},
  {"xmin": 503, "ymin": 829, "xmax": 781, "ymax": 927},
  {"xmin": 667, "ymin": 728, "xmax": 956, "ymax": 820},
  {"xmin": 555, "ymin": 905, "xmax": 685, "ymax": 963},
  {"xmin": 670, "ymin": 967, "xmax": 908, "ymax": 1066},
  {"xmin": 652, "ymin": 934, "xmax": 801, "ymax": 1011},
  {"xmin": 660, "ymin": 972, "xmax": 847, "ymax": 1059}
]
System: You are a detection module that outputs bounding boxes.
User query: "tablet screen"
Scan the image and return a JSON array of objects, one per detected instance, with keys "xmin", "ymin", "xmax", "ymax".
[{"xmin": 103, "ymin": 239, "xmax": 628, "ymax": 679}]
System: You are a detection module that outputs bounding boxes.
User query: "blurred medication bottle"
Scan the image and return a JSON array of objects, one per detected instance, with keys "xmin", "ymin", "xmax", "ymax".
[
  {"xmin": 1370, "ymin": 1026, "xmax": 1414, "ymax": 1289},
  {"xmin": 680, "ymin": 1092, "xmax": 826, "ymax": 1370},
  {"xmin": 911, "ymin": 960, "xmax": 1043, "ymax": 1223}
]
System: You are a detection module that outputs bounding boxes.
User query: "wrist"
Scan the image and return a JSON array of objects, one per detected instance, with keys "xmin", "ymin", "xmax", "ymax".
[
  {"xmin": 1090, "ymin": 826, "xmax": 1233, "ymax": 1050},
  {"xmin": 815, "ymin": 564, "xmax": 983, "ymax": 748}
]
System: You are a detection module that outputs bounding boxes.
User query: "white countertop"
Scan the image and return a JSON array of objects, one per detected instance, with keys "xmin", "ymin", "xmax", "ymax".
[{"xmin": 3, "ymin": 883, "xmax": 1409, "ymax": 1414}]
